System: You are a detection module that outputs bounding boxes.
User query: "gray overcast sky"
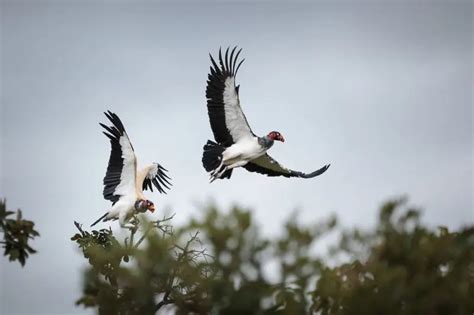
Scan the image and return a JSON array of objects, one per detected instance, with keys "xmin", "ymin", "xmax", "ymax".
[{"xmin": 1, "ymin": 1, "xmax": 472, "ymax": 314}]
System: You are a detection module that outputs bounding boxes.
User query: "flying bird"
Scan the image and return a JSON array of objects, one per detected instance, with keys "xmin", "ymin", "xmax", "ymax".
[
  {"xmin": 91, "ymin": 111, "xmax": 171, "ymax": 227},
  {"xmin": 202, "ymin": 47, "xmax": 330, "ymax": 182}
]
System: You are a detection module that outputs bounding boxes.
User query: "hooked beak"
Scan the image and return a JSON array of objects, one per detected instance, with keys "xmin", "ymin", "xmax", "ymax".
[
  {"xmin": 148, "ymin": 204, "xmax": 155, "ymax": 213},
  {"xmin": 280, "ymin": 135, "xmax": 285, "ymax": 142}
]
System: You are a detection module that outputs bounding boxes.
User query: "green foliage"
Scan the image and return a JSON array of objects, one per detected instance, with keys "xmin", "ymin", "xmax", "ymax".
[
  {"xmin": 72, "ymin": 214, "xmax": 211, "ymax": 314},
  {"xmin": 73, "ymin": 200, "xmax": 474, "ymax": 314},
  {"xmin": 0, "ymin": 199, "xmax": 40, "ymax": 266},
  {"xmin": 178, "ymin": 206, "xmax": 337, "ymax": 315},
  {"xmin": 312, "ymin": 199, "xmax": 474, "ymax": 315}
]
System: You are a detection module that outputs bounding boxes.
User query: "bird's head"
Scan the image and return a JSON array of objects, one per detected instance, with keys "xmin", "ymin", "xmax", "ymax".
[
  {"xmin": 135, "ymin": 199, "xmax": 155, "ymax": 213},
  {"xmin": 267, "ymin": 131, "xmax": 285, "ymax": 142}
]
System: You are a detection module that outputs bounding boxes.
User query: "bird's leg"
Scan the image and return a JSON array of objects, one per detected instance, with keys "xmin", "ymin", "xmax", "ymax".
[
  {"xmin": 210, "ymin": 158, "xmax": 225, "ymax": 177},
  {"xmin": 209, "ymin": 174, "xmax": 219, "ymax": 183},
  {"xmin": 216, "ymin": 165, "xmax": 229, "ymax": 178},
  {"xmin": 209, "ymin": 168, "xmax": 220, "ymax": 182},
  {"xmin": 209, "ymin": 155, "xmax": 245, "ymax": 182},
  {"xmin": 225, "ymin": 160, "xmax": 247, "ymax": 169},
  {"xmin": 210, "ymin": 162, "xmax": 226, "ymax": 180},
  {"xmin": 210, "ymin": 165, "xmax": 228, "ymax": 183},
  {"xmin": 210, "ymin": 149, "xmax": 242, "ymax": 177},
  {"xmin": 210, "ymin": 167, "xmax": 226, "ymax": 183},
  {"xmin": 119, "ymin": 212, "xmax": 138, "ymax": 232}
]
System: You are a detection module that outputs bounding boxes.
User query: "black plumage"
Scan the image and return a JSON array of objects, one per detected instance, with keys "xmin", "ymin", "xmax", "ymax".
[
  {"xmin": 202, "ymin": 140, "xmax": 233, "ymax": 179},
  {"xmin": 142, "ymin": 164, "xmax": 172, "ymax": 194},
  {"xmin": 100, "ymin": 111, "xmax": 133, "ymax": 204},
  {"xmin": 243, "ymin": 154, "xmax": 331, "ymax": 179}
]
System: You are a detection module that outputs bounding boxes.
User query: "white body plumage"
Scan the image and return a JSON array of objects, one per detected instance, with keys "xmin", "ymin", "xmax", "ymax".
[
  {"xmin": 105, "ymin": 195, "xmax": 136, "ymax": 226},
  {"xmin": 222, "ymin": 137, "xmax": 267, "ymax": 168}
]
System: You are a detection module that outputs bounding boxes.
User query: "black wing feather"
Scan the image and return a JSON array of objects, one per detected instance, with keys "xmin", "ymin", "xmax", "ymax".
[
  {"xmin": 243, "ymin": 154, "xmax": 330, "ymax": 179},
  {"xmin": 101, "ymin": 111, "xmax": 134, "ymax": 204},
  {"xmin": 142, "ymin": 163, "xmax": 172, "ymax": 195}
]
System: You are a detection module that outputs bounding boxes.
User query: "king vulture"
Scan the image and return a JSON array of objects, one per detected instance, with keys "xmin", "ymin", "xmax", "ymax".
[
  {"xmin": 202, "ymin": 47, "xmax": 330, "ymax": 182},
  {"xmin": 91, "ymin": 111, "xmax": 171, "ymax": 227}
]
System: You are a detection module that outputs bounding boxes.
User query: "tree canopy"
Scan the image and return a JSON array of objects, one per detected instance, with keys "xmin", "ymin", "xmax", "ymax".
[{"xmin": 72, "ymin": 199, "xmax": 474, "ymax": 314}]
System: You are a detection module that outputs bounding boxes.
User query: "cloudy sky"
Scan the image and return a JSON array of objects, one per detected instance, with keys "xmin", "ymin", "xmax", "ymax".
[{"xmin": 1, "ymin": 1, "xmax": 472, "ymax": 314}]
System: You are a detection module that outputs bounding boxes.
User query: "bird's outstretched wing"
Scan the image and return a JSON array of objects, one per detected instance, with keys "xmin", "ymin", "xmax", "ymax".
[
  {"xmin": 100, "ymin": 111, "xmax": 137, "ymax": 204},
  {"xmin": 141, "ymin": 163, "xmax": 172, "ymax": 194},
  {"xmin": 244, "ymin": 154, "xmax": 330, "ymax": 178},
  {"xmin": 206, "ymin": 47, "xmax": 255, "ymax": 147}
]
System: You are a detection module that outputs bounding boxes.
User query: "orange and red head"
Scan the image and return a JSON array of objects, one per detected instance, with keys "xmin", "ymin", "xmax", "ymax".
[{"xmin": 267, "ymin": 131, "xmax": 285, "ymax": 142}]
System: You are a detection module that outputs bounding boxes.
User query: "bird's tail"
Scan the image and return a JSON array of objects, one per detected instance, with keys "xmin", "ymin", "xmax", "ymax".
[
  {"xmin": 202, "ymin": 140, "xmax": 233, "ymax": 180},
  {"xmin": 91, "ymin": 212, "xmax": 108, "ymax": 227}
]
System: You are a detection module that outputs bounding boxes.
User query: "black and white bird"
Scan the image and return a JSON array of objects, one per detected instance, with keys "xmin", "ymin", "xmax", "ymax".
[
  {"xmin": 202, "ymin": 47, "xmax": 330, "ymax": 182},
  {"xmin": 91, "ymin": 111, "xmax": 171, "ymax": 227}
]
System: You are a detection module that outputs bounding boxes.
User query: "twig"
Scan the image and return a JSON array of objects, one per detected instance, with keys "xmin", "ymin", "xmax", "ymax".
[
  {"xmin": 154, "ymin": 231, "xmax": 201, "ymax": 312},
  {"xmin": 129, "ymin": 227, "xmax": 136, "ymax": 249},
  {"xmin": 133, "ymin": 213, "xmax": 176, "ymax": 250},
  {"xmin": 154, "ymin": 298, "xmax": 175, "ymax": 312},
  {"xmin": 133, "ymin": 228, "xmax": 151, "ymax": 250}
]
